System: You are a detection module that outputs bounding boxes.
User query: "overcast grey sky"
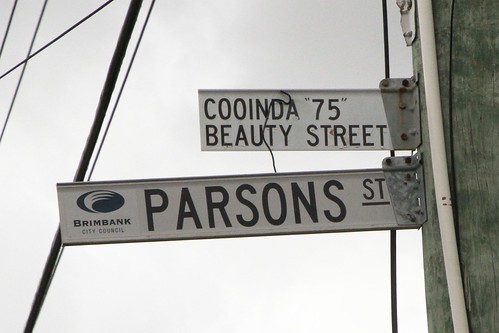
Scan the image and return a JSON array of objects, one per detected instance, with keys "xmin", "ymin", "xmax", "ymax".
[{"xmin": 0, "ymin": 1, "xmax": 427, "ymax": 332}]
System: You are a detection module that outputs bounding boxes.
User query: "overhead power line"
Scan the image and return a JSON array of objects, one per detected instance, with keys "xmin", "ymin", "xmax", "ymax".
[
  {"xmin": 0, "ymin": 0, "xmax": 115, "ymax": 81},
  {"xmin": 0, "ymin": 0, "xmax": 48, "ymax": 146},
  {"xmin": 0, "ymin": 0, "xmax": 19, "ymax": 61}
]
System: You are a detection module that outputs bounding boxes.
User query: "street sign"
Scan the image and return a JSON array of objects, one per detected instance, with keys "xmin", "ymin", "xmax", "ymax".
[
  {"xmin": 57, "ymin": 155, "xmax": 426, "ymax": 245},
  {"xmin": 198, "ymin": 78, "xmax": 420, "ymax": 151}
]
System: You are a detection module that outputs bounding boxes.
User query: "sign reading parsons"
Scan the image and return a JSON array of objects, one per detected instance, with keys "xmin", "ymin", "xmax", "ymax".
[{"xmin": 57, "ymin": 170, "xmax": 422, "ymax": 246}]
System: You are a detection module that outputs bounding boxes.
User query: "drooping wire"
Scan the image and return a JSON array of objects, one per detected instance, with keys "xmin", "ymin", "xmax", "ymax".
[
  {"xmin": 381, "ymin": 1, "xmax": 398, "ymax": 333},
  {"xmin": 262, "ymin": 113, "xmax": 277, "ymax": 173},
  {"xmin": 0, "ymin": 0, "xmax": 48, "ymax": 146},
  {"xmin": 264, "ymin": 90, "xmax": 291, "ymax": 173},
  {"xmin": 0, "ymin": 0, "xmax": 115, "ymax": 81},
  {"xmin": 87, "ymin": 0, "xmax": 156, "ymax": 181},
  {"xmin": 0, "ymin": 0, "xmax": 19, "ymax": 61}
]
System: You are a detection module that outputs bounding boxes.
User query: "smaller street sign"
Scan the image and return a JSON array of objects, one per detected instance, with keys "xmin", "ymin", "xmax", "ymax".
[
  {"xmin": 198, "ymin": 78, "xmax": 420, "ymax": 151},
  {"xmin": 57, "ymin": 155, "xmax": 426, "ymax": 246}
]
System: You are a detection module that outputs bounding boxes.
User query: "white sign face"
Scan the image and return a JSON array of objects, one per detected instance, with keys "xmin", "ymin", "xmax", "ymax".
[
  {"xmin": 58, "ymin": 170, "xmax": 420, "ymax": 246},
  {"xmin": 199, "ymin": 89, "xmax": 393, "ymax": 151}
]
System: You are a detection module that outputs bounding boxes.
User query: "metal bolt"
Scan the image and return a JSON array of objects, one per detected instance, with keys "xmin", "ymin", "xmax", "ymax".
[
  {"xmin": 399, "ymin": 102, "xmax": 407, "ymax": 109},
  {"xmin": 402, "ymin": 79, "xmax": 410, "ymax": 87},
  {"xmin": 406, "ymin": 173, "xmax": 412, "ymax": 180},
  {"xmin": 385, "ymin": 158, "xmax": 392, "ymax": 166},
  {"xmin": 401, "ymin": 133, "xmax": 409, "ymax": 141},
  {"xmin": 403, "ymin": 31, "xmax": 413, "ymax": 38},
  {"xmin": 405, "ymin": 156, "xmax": 412, "ymax": 164},
  {"xmin": 381, "ymin": 79, "xmax": 390, "ymax": 87}
]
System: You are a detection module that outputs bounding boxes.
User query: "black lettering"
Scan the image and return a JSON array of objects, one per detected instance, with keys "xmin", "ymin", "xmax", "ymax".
[
  {"xmin": 271, "ymin": 100, "xmax": 284, "ymax": 119},
  {"xmin": 320, "ymin": 125, "xmax": 331, "ymax": 146},
  {"xmin": 291, "ymin": 182, "xmax": 318, "ymax": 224},
  {"xmin": 265, "ymin": 124, "xmax": 276, "ymax": 146},
  {"xmin": 250, "ymin": 125, "xmax": 264, "ymax": 146},
  {"xmin": 204, "ymin": 98, "xmax": 216, "ymax": 119},
  {"xmin": 376, "ymin": 125, "xmax": 387, "ymax": 146},
  {"xmin": 280, "ymin": 125, "xmax": 292, "ymax": 146},
  {"xmin": 374, "ymin": 178, "xmax": 385, "ymax": 199},
  {"xmin": 362, "ymin": 125, "xmax": 374, "ymax": 146},
  {"xmin": 144, "ymin": 189, "xmax": 169, "ymax": 231},
  {"xmin": 362, "ymin": 178, "xmax": 375, "ymax": 200},
  {"xmin": 349, "ymin": 125, "xmax": 360, "ymax": 146},
  {"xmin": 236, "ymin": 184, "xmax": 259, "ymax": 227},
  {"xmin": 235, "ymin": 125, "xmax": 249, "ymax": 146},
  {"xmin": 177, "ymin": 187, "xmax": 202, "ymax": 230},
  {"xmin": 234, "ymin": 98, "xmax": 246, "ymax": 120},
  {"xmin": 262, "ymin": 183, "xmax": 287, "ymax": 225},
  {"xmin": 333, "ymin": 125, "xmax": 347, "ymax": 146},
  {"xmin": 218, "ymin": 98, "xmax": 231, "ymax": 120},
  {"xmin": 206, "ymin": 186, "xmax": 231, "ymax": 228},
  {"xmin": 74, "ymin": 220, "xmax": 81, "ymax": 227},
  {"xmin": 221, "ymin": 125, "xmax": 232, "ymax": 146},
  {"xmin": 206, "ymin": 125, "xmax": 218, "ymax": 146},
  {"xmin": 307, "ymin": 125, "xmax": 319, "ymax": 146},
  {"xmin": 256, "ymin": 99, "xmax": 269, "ymax": 120},
  {"xmin": 286, "ymin": 100, "xmax": 299, "ymax": 119},
  {"xmin": 323, "ymin": 180, "xmax": 346, "ymax": 222}
]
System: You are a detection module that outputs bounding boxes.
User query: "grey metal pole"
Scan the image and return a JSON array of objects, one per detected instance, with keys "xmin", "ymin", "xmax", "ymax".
[{"xmin": 24, "ymin": 1, "xmax": 143, "ymax": 331}]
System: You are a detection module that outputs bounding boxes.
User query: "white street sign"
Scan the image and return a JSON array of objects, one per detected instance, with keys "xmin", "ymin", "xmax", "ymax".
[
  {"xmin": 199, "ymin": 80, "xmax": 420, "ymax": 151},
  {"xmin": 58, "ymin": 165, "xmax": 425, "ymax": 246}
]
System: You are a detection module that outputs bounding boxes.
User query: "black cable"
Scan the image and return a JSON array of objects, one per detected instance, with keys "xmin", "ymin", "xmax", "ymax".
[
  {"xmin": 262, "ymin": 112, "xmax": 277, "ymax": 173},
  {"xmin": 448, "ymin": 0, "xmax": 461, "ymax": 250},
  {"xmin": 381, "ymin": 1, "xmax": 398, "ymax": 332},
  {"xmin": 0, "ymin": 0, "xmax": 48, "ymax": 146},
  {"xmin": 88, "ymin": 0, "xmax": 156, "ymax": 181},
  {"xmin": 382, "ymin": 0, "xmax": 390, "ymax": 79},
  {"xmin": 0, "ymin": 0, "xmax": 115, "ymax": 81},
  {"xmin": 24, "ymin": 2, "xmax": 143, "ymax": 331},
  {"xmin": 264, "ymin": 91, "xmax": 291, "ymax": 173},
  {"xmin": 0, "ymin": 0, "xmax": 18, "ymax": 60},
  {"xmin": 390, "ymin": 228, "xmax": 398, "ymax": 333}
]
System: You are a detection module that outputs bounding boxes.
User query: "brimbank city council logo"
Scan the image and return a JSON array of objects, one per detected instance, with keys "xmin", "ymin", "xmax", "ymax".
[{"xmin": 77, "ymin": 190, "xmax": 125, "ymax": 213}]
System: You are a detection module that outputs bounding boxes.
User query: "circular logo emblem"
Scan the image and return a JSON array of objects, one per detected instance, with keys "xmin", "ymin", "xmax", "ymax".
[{"xmin": 77, "ymin": 190, "xmax": 125, "ymax": 213}]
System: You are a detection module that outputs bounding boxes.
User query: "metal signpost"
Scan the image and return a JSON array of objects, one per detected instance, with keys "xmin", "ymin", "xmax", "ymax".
[
  {"xmin": 58, "ymin": 155, "xmax": 425, "ymax": 246},
  {"xmin": 199, "ymin": 78, "xmax": 420, "ymax": 151}
]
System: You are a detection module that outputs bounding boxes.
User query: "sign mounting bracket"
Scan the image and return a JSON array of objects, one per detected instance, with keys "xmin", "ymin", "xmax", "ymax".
[
  {"xmin": 380, "ymin": 77, "xmax": 420, "ymax": 150},
  {"xmin": 383, "ymin": 153, "xmax": 426, "ymax": 226}
]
